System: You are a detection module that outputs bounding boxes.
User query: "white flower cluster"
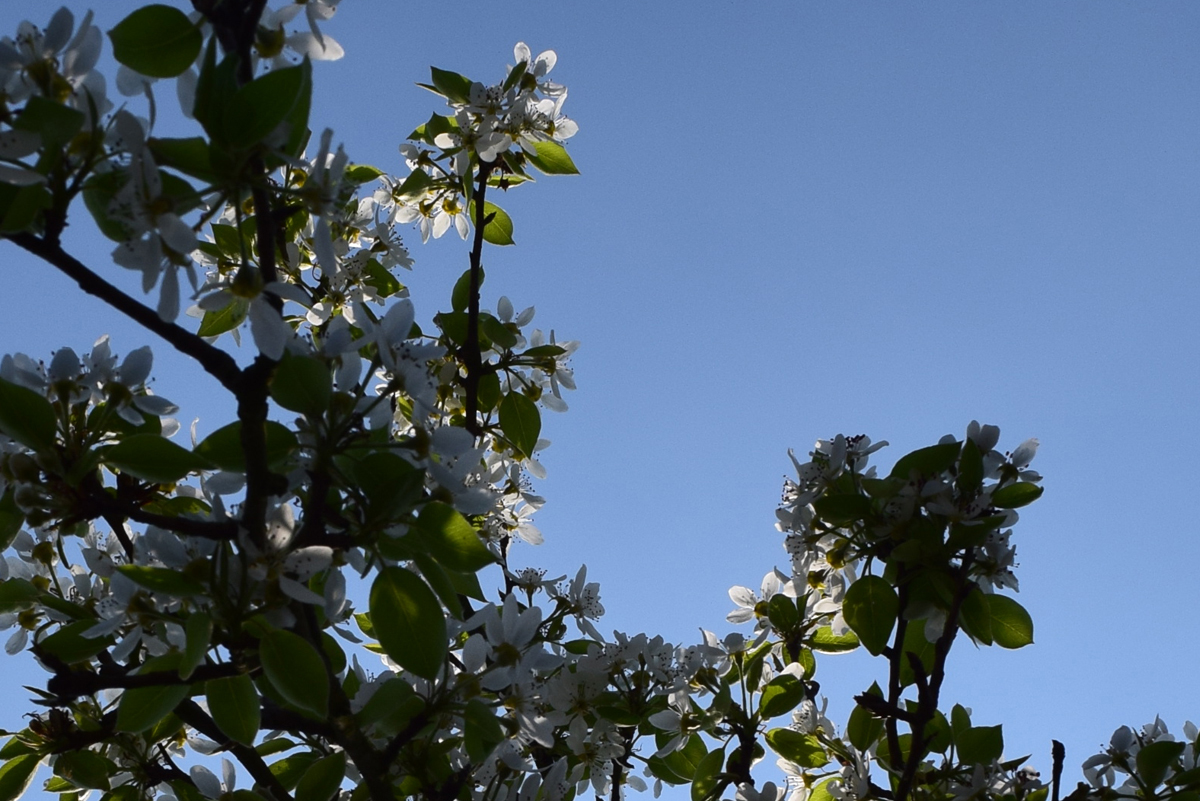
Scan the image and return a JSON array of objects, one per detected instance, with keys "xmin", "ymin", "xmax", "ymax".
[
  {"xmin": 1082, "ymin": 718, "xmax": 1199, "ymax": 793},
  {"xmin": 393, "ymin": 42, "xmax": 579, "ymax": 242}
]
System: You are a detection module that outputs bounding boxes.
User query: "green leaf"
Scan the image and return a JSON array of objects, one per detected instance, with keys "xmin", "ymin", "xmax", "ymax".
[
  {"xmin": 435, "ymin": 310, "xmax": 469, "ymax": 345},
  {"xmin": 526, "ymin": 140, "xmax": 580, "ymax": 175},
  {"xmin": 767, "ymin": 594, "xmax": 799, "ymax": 632},
  {"xmin": 957, "ymin": 725, "xmax": 1004, "ymax": 765},
  {"xmin": 413, "ymin": 501, "xmax": 494, "ymax": 573},
  {"xmin": 847, "ymin": 689, "xmax": 885, "ymax": 751},
  {"xmin": 451, "ymin": 267, "xmax": 480, "ymax": 313},
  {"xmin": 480, "ymin": 315, "xmax": 518, "ymax": 350},
  {"xmin": 108, "ymin": 5, "xmax": 202, "ymax": 78},
  {"xmin": 197, "ymin": 297, "xmax": 250, "ymax": 338},
  {"xmin": 255, "ymin": 738, "xmax": 298, "ymax": 757},
  {"xmin": 758, "ymin": 674, "xmax": 807, "ymax": 720},
  {"xmin": 82, "ymin": 171, "xmax": 134, "ymax": 242},
  {"xmin": 356, "ymin": 677, "xmax": 422, "ymax": 736},
  {"xmin": 985, "ymin": 594, "xmax": 1034, "ymax": 649},
  {"xmin": 765, "ymin": 729, "xmax": 829, "ymax": 768},
  {"xmin": 53, "ymin": 749, "xmax": 113, "ymax": 790},
  {"xmin": 0, "ymin": 754, "xmax": 40, "ymax": 801},
  {"xmin": 225, "ymin": 63, "xmax": 311, "ymax": 148},
  {"xmin": 393, "ymin": 168, "xmax": 433, "ymax": 199},
  {"xmin": 116, "ymin": 565, "xmax": 204, "ymax": 596},
  {"xmin": 810, "ymin": 625, "xmax": 860, "ymax": 654},
  {"xmin": 958, "ymin": 586, "xmax": 993, "ymax": 645},
  {"xmin": 477, "ymin": 372, "xmax": 501, "ymax": 412},
  {"xmin": 809, "ymin": 779, "xmax": 836, "ymax": 801},
  {"xmin": 369, "ymin": 567, "xmax": 447, "ymax": 680},
  {"xmin": 0, "ymin": 377, "xmax": 56, "ymax": 451},
  {"xmin": 0, "ymin": 183, "xmax": 51, "ymax": 234},
  {"xmin": 812, "ymin": 493, "xmax": 872, "ymax": 525},
  {"xmin": 104, "ymin": 434, "xmax": 214, "ymax": 483},
  {"xmin": 116, "ymin": 654, "xmax": 191, "ymax": 733},
  {"xmin": 463, "ymin": 699, "xmax": 506, "ymax": 763},
  {"xmin": 521, "ymin": 344, "xmax": 567, "ymax": 358},
  {"xmin": 271, "ymin": 353, "xmax": 331, "ymax": 417},
  {"xmin": 991, "ymin": 482, "xmax": 1044, "ymax": 509},
  {"xmin": 890, "ymin": 442, "xmax": 961, "ymax": 480},
  {"xmin": 690, "ymin": 748, "xmax": 725, "ymax": 801},
  {"xmin": 898, "ymin": 622, "xmax": 936, "ymax": 687},
  {"xmin": 269, "ymin": 753, "xmax": 318, "ymax": 792},
  {"xmin": 0, "ymin": 737, "xmax": 34, "ymax": 761},
  {"xmin": 1137, "ymin": 741, "xmax": 1186, "ymax": 789},
  {"xmin": 477, "ymin": 201, "xmax": 514, "ymax": 246},
  {"xmin": 259, "ymin": 630, "xmax": 329, "ymax": 719},
  {"xmin": 14, "ymin": 97, "xmax": 84, "ymax": 146},
  {"xmin": 409, "ymin": 553, "xmax": 463, "ymax": 620},
  {"xmin": 499, "ymin": 392, "xmax": 540, "ymax": 458},
  {"xmin": 344, "ymin": 164, "xmax": 384, "ymax": 184},
  {"xmin": 180, "ymin": 612, "xmax": 212, "ymax": 680},
  {"xmin": 38, "ymin": 620, "xmax": 114, "ymax": 664},
  {"xmin": 957, "ymin": 438, "xmax": 983, "ymax": 493},
  {"xmin": 0, "ymin": 579, "xmax": 39, "ymax": 614},
  {"xmin": 429, "ymin": 67, "xmax": 473, "ymax": 105},
  {"xmin": 0, "ymin": 488, "xmax": 24, "ymax": 553},
  {"xmin": 295, "ymin": 751, "xmax": 345, "ymax": 801},
  {"xmin": 148, "ymin": 137, "xmax": 215, "ymax": 183},
  {"xmin": 363, "ymin": 259, "xmax": 402, "ymax": 298},
  {"xmin": 194, "ymin": 421, "xmax": 298, "ymax": 472},
  {"xmin": 841, "ymin": 575, "xmax": 898, "ymax": 656},
  {"xmin": 352, "ymin": 451, "xmax": 424, "ymax": 524}
]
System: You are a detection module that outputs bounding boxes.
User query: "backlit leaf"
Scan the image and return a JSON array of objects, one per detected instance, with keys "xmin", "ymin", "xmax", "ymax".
[
  {"xmin": 841, "ymin": 575, "xmax": 897, "ymax": 656},
  {"xmin": 109, "ymin": 5, "xmax": 202, "ymax": 78},
  {"xmin": 259, "ymin": 630, "xmax": 328, "ymax": 718},
  {"xmin": 369, "ymin": 567, "xmax": 446, "ymax": 680}
]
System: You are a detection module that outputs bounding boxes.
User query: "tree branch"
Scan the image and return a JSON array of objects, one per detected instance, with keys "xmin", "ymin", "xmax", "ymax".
[
  {"xmin": 176, "ymin": 699, "xmax": 295, "ymax": 801},
  {"xmin": 2, "ymin": 233, "xmax": 243, "ymax": 393},
  {"xmin": 92, "ymin": 495, "xmax": 239, "ymax": 541},
  {"xmin": 45, "ymin": 661, "xmax": 242, "ymax": 701},
  {"xmin": 461, "ymin": 165, "xmax": 494, "ymax": 436}
]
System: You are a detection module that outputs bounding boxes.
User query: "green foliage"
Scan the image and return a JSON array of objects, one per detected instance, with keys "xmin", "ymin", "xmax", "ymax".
[
  {"xmin": 526, "ymin": 140, "xmax": 580, "ymax": 175},
  {"xmin": 109, "ymin": 5, "xmax": 202, "ymax": 78},
  {"xmin": 369, "ymin": 567, "xmax": 447, "ymax": 680},
  {"xmin": 115, "ymin": 654, "xmax": 192, "ymax": 733},
  {"xmin": 206, "ymin": 674, "xmax": 261, "ymax": 745},
  {"xmin": 0, "ymin": 378, "xmax": 56, "ymax": 451},
  {"xmin": 498, "ymin": 391, "xmax": 540, "ymax": 458},
  {"xmin": 412, "ymin": 501, "xmax": 495, "ymax": 572},
  {"xmin": 842, "ymin": 575, "xmax": 897, "ymax": 656},
  {"xmin": 985, "ymin": 594, "xmax": 1035, "ymax": 649},
  {"xmin": 259, "ymin": 630, "xmax": 330, "ymax": 719},
  {"xmin": 103, "ymin": 434, "xmax": 214, "ymax": 483}
]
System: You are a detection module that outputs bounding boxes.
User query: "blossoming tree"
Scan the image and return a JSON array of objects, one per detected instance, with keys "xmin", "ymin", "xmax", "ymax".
[{"xmin": 0, "ymin": 3, "xmax": 1190, "ymax": 801}]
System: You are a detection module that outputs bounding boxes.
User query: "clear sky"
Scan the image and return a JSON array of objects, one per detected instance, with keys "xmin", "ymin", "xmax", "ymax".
[{"xmin": 1, "ymin": 0, "xmax": 1198, "ymax": 794}]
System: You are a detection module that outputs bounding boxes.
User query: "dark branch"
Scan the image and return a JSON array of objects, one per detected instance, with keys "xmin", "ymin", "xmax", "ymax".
[
  {"xmin": 461, "ymin": 164, "xmax": 494, "ymax": 436},
  {"xmin": 92, "ymin": 495, "xmax": 239, "ymax": 541},
  {"xmin": 46, "ymin": 661, "xmax": 242, "ymax": 701},
  {"xmin": 3, "ymin": 233, "xmax": 243, "ymax": 393},
  {"xmin": 176, "ymin": 699, "xmax": 295, "ymax": 801}
]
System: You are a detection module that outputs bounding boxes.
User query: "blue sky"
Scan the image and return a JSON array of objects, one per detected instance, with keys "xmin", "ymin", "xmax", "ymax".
[{"xmin": 1, "ymin": 0, "xmax": 1199, "ymax": 791}]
